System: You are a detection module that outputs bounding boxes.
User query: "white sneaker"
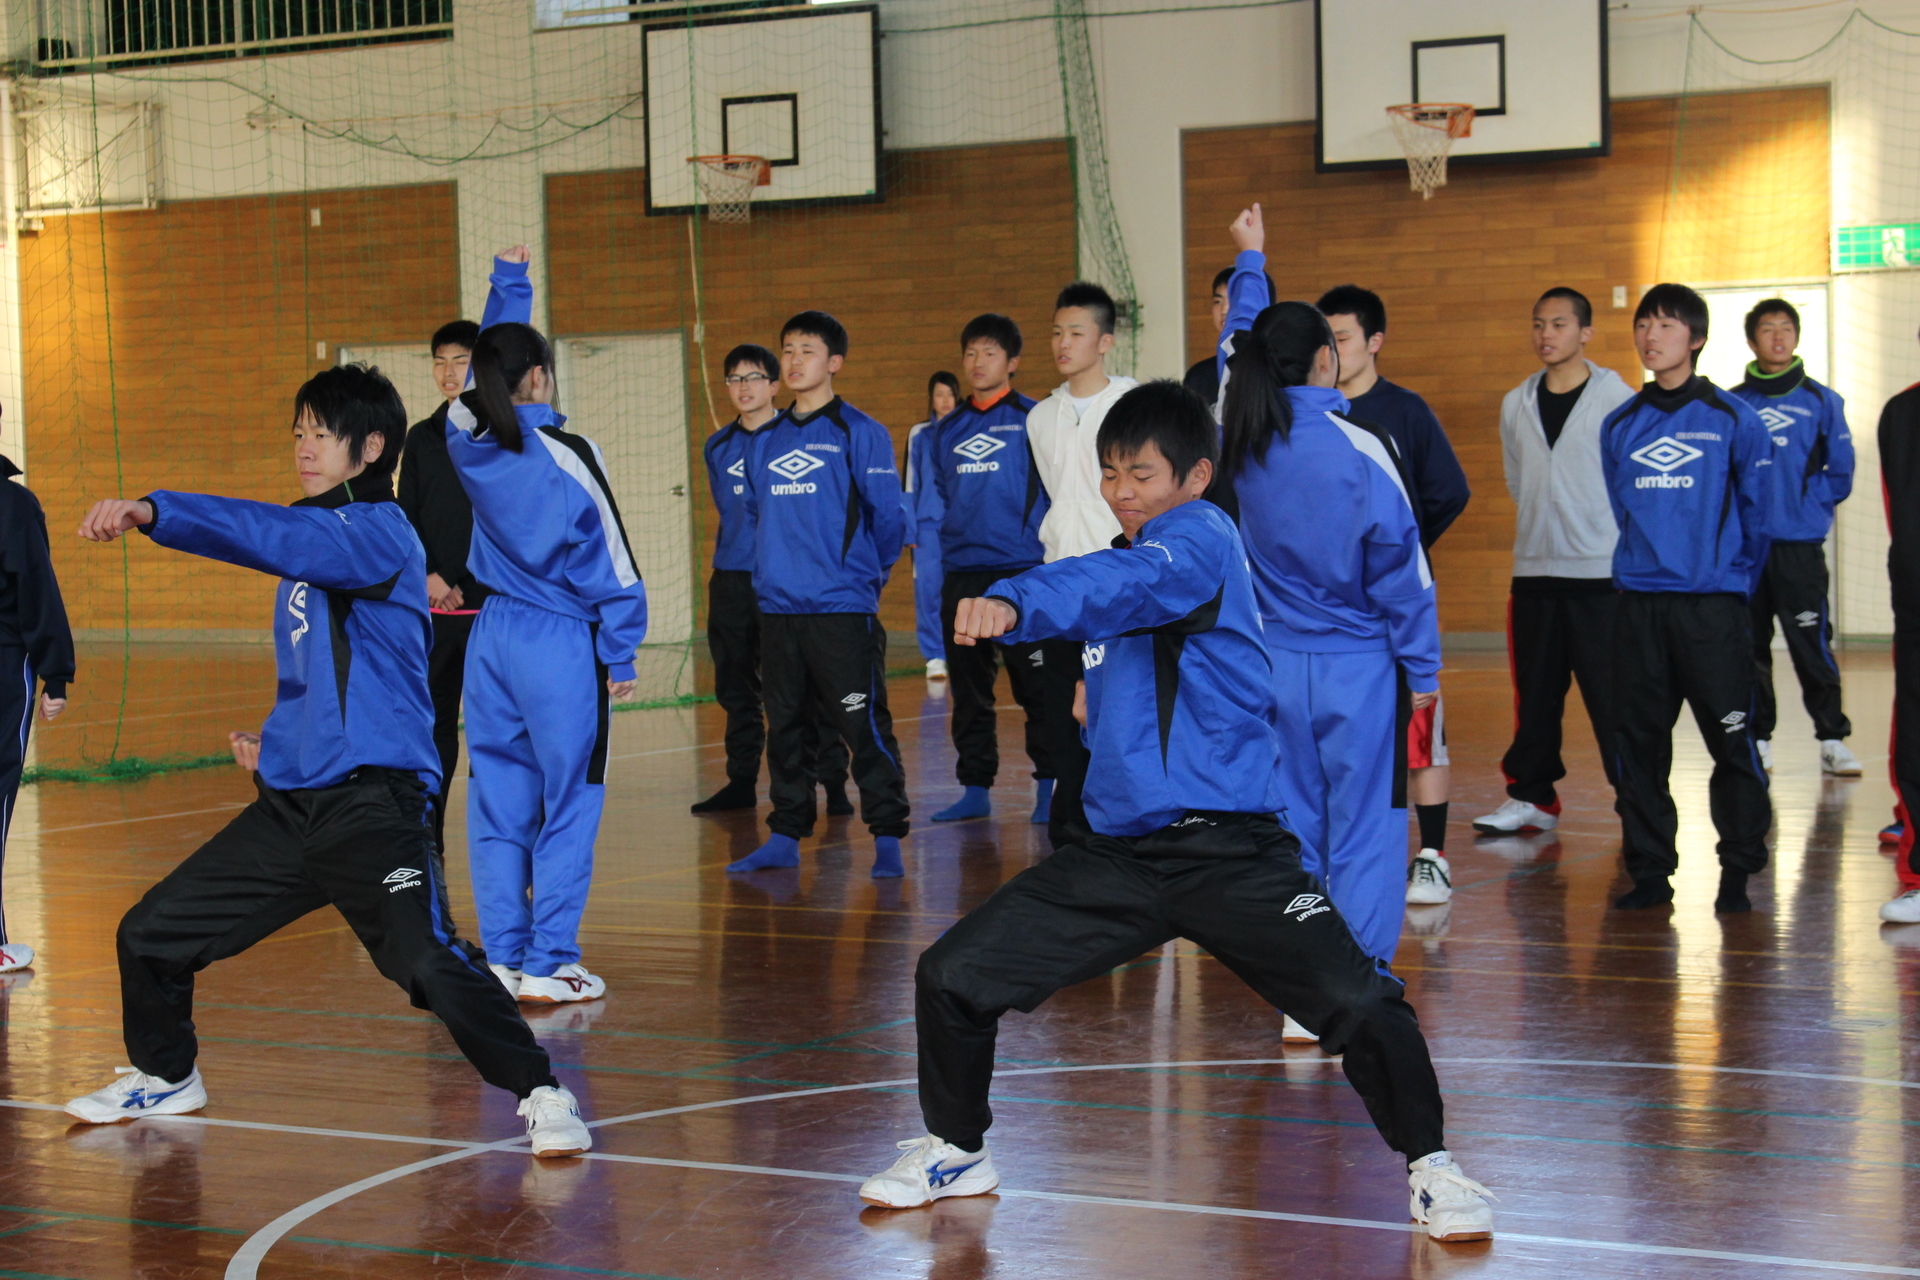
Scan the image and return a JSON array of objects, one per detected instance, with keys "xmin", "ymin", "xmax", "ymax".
[
  {"xmin": 65, "ymin": 1068, "xmax": 207, "ymax": 1124},
  {"xmin": 859, "ymin": 1134, "xmax": 999, "ymax": 1208},
  {"xmin": 518, "ymin": 1084, "xmax": 591, "ymax": 1158},
  {"xmin": 489, "ymin": 963, "xmax": 522, "ymax": 998},
  {"xmin": 1408, "ymin": 1151, "xmax": 1496, "ymax": 1242},
  {"xmin": 1406, "ymin": 850, "xmax": 1452, "ymax": 904},
  {"xmin": 1820, "ymin": 739, "xmax": 1862, "ymax": 776},
  {"xmin": 1757, "ymin": 738, "xmax": 1774, "ymax": 771},
  {"xmin": 925, "ymin": 659, "xmax": 949, "ymax": 680},
  {"xmin": 1280, "ymin": 1013, "xmax": 1317, "ymax": 1043},
  {"xmin": 1470, "ymin": 798, "xmax": 1557, "ymax": 835},
  {"xmin": 518, "ymin": 964, "xmax": 605, "ymax": 1004},
  {"xmin": 1880, "ymin": 889, "xmax": 1920, "ymax": 924},
  {"xmin": 0, "ymin": 943, "xmax": 33, "ymax": 973}
]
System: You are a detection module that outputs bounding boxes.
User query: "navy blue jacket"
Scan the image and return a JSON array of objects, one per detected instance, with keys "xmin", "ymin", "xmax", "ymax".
[
  {"xmin": 743, "ymin": 396, "xmax": 905, "ymax": 614},
  {"xmin": 988, "ymin": 499, "xmax": 1282, "ymax": 837},
  {"xmin": 1601, "ymin": 376, "xmax": 1773, "ymax": 596},
  {"xmin": 1728, "ymin": 360, "xmax": 1855, "ymax": 544},
  {"xmin": 933, "ymin": 389, "xmax": 1048, "ymax": 573},
  {"xmin": 143, "ymin": 481, "xmax": 440, "ymax": 793},
  {"xmin": 1346, "ymin": 379, "xmax": 1471, "ymax": 548},
  {"xmin": 704, "ymin": 419, "xmax": 761, "ymax": 572}
]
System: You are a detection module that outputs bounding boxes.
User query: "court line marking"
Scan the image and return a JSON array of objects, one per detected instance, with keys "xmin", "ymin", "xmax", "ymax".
[
  {"xmin": 33, "ymin": 803, "xmax": 248, "ymax": 837},
  {"xmin": 210, "ymin": 1056, "xmax": 1920, "ymax": 1279}
]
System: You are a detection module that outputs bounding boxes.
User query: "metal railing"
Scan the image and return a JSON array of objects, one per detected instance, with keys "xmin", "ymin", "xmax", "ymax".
[{"xmin": 35, "ymin": 0, "xmax": 452, "ymax": 70}]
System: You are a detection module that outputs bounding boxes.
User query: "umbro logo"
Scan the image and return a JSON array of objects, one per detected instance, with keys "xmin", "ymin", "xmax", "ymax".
[
  {"xmin": 1081, "ymin": 643, "xmax": 1105, "ymax": 670},
  {"xmin": 1284, "ymin": 893, "xmax": 1331, "ymax": 921},
  {"xmin": 1758, "ymin": 406, "xmax": 1794, "ymax": 431},
  {"xmin": 768, "ymin": 449, "xmax": 825, "ymax": 481},
  {"xmin": 1028, "ymin": 650, "xmax": 1044, "ymax": 667},
  {"xmin": 952, "ymin": 433, "xmax": 1005, "ymax": 461},
  {"xmin": 1720, "ymin": 711, "xmax": 1747, "ymax": 734},
  {"xmin": 384, "ymin": 867, "xmax": 424, "ymax": 892},
  {"xmin": 841, "ymin": 692, "xmax": 868, "ymax": 711},
  {"xmin": 1795, "ymin": 610, "xmax": 1819, "ymax": 627},
  {"xmin": 1630, "ymin": 437, "xmax": 1704, "ymax": 473},
  {"xmin": 287, "ymin": 583, "xmax": 310, "ymax": 645},
  {"xmin": 727, "ymin": 459, "xmax": 745, "ymax": 478}
]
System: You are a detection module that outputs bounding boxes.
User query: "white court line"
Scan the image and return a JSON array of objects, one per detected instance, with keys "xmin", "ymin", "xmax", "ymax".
[
  {"xmin": 194, "ymin": 1056, "xmax": 1920, "ymax": 1279},
  {"xmin": 34, "ymin": 803, "xmax": 248, "ymax": 837}
]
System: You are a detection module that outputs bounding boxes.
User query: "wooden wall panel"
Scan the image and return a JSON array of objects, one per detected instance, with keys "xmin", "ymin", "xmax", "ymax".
[
  {"xmin": 1182, "ymin": 89, "xmax": 1830, "ymax": 634},
  {"xmin": 21, "ymin": 183, "xmax": 460, "ymax": 635},
  {"xmin": 546, "ymin": 141, "xmax": 1079, "ymax": 639}
]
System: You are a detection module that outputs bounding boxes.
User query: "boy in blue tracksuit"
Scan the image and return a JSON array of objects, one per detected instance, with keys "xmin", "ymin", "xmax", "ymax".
[
  {"xmin": 904, "ymin": 372, "xmax": 959, "ymax": 673},
  {"xmin": 63, "ymin": 364, "xmax": 589, "ymax": 1155},
  {"xmin": 928, "ymin": 315, "xmax": 1054, "ymax": 824},
  {"xmin": 449, "ymin": 250, "xmax": 649, "ymax": 1004},
  {"xmin": 691, "ymin": 343, "xmax": 850, "ymax": 816},
  {"xmin": 1603, "ymin": 284, "xmax": 1774, "ymax": 914},
  {"xmin": 1728, "ymin": 298, "xmax": 1859, "ymax": 775},
  {"xmin": 729, "ymin": 311, "xmax": 911, "ymax": 879},
  {"xmin": 858, "ymin": 381, "xmax": 1495, "ymax": 1245}
]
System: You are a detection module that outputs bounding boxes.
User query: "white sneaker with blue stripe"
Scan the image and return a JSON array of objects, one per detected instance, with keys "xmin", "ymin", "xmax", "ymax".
[
  {"xmin": 1408, "ymin": 1150, "xmax": 1496, "ymax": 1241},
  {"xmin": 64, "ymin": 1067, "xmax": 207, "ymax": 1124},
  {"xmin": 860, "ymin": 1134, "xmax": 999, "ymax": 1208}
]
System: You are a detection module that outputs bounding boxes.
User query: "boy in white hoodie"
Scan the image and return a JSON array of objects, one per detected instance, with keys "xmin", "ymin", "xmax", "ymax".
[
  {"xmin": 1024, "ymin": 282, "xmax": 1138, "ymax": 843},
  {"xmin": 1475, "ymin": 287, "xmax": 1635, "ymax": 837}
]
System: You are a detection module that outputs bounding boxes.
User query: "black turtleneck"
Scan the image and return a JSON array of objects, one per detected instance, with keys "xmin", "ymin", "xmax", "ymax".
[
  {"xmin": 1740, "ymin": 357, "xmax": 1806, "ymax": 396},
  {"xmin": 1639, "ymin": 374, "xmax": 1718, "ymax": 414},
  {"xmin": 293, "ymin": 473, "xmax": 396, "ymax": 510}
]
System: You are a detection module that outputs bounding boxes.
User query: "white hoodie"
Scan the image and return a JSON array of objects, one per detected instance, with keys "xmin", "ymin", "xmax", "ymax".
[
  {"xmin": 1501, "ymin": 359, "xmax": 1636, "ymax": 578},
  {"xmin": 1026, "ymin": 374, "xmax": 1140, "ymax": 561}
]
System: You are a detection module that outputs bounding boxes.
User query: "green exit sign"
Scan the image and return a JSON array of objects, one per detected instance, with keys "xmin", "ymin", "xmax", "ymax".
[{"xmin": 1835, "ymin": 222, "xmax": 1920, "ymax": 271}]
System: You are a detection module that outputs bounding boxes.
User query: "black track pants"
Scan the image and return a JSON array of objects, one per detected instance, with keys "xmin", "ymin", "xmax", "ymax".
[
  {"xmin": 1611, "ymin": 591, "xmax": 1772, "ymax": 883},
  {"xmin": 428, "ymin": 611, "xmax": 474, "ymax": 847},
  {"xmin": 941, "ymin": 569, "xmax": 1052, "ymax": 789},
  {"xmin": 706, "ymin": 571, "xmax": 848, "ymax": 787},
  {"xmin": 116, "ymin": 769, "xmax": 557, "ymax": 1097},
  {"xmin": 1039, "ymin": 640, "xmax": 1090, "ymax": 845},
  {"xmin": 915, "ymin": 813, "xmax": 1446, "ymax": 1159},
  {"xmin": 1894, "ymin": 626, "xmax": 1920, "ymax": 882},
  {"xmin": 1500, "ymin": 586, "xmax": 1619, "ymax": 806},
  {"xmin": 1750, "ymin": 541, "xmax": 1851, "ymax": 742},
  {"xmin": 0, "ymin": 648, "xmax": 32, "ymax": 946},
  {"xmin": 761, "ymin": 612, "xmax": 909, "ymax": 838}
]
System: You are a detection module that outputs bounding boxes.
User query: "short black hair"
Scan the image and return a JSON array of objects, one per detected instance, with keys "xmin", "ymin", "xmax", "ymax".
[
  {"xmin": 1096, "ymin": 379, "xmax": 1217, "ymax": 485},
  {"xmin": 1055, "ymin": 281, "xmax": 1117, "ymax": 335},
  {"xmin": 1744, "ymin": 297, "xmax": 1801, "ymax": 342},
  {"xmin": 960, "ymin": 313, "xmax": 1023, "ymax": 359},
  {"xmin": 1635, "ymin": 283, "xmax": 1710, "ymax": 362},
  {"xmin": 431, "ymin": 320, "xmax": 479, "ymax": 354},
  {"xmin": 294, "ymin": 364, "xmax": 406, "ymax": 480},
  {"xmin": 781, "ymin": 310, "xmax": 849, "ymax": 359},
  {"xmin": 1536, "ymin": 286, "xmax": 1593, "ymax": 329},
  {"xmin": 1211, "ymin": 266, "xmax": 1277, "ymax": 305},
  {"xmin": 1316, "ymin": 284, "xmax": 1386, "ymax": 338},
  {"xmin": 724, "ymin": 342, "xmax": 778, "ymax": 379}
]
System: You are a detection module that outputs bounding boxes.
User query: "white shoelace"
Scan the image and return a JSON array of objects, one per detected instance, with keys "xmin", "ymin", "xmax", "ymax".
[{"xmin": 1417, "ymin": 1164, "xmax": 1498, "ymax": 1204}]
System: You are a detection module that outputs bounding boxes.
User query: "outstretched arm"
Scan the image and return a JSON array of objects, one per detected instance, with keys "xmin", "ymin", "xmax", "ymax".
[{"xmin": 80, "ymin": 492, "xmax": 409, "ymax": 594}]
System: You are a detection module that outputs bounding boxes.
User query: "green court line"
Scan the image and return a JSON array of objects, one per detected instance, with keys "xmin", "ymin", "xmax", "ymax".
[
  {"xmin": 0, "ymin": 1221, "xmax": 65, "ymax": 1240},
  {"xmin": 0, "ymin": 1268, "xmax": 88, "ymax": 1280}
]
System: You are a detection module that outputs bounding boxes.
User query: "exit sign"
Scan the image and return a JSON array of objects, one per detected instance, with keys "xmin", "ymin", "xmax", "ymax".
[{"xmin": 1835, "ymin": 222, "xmax": 1920, "ymax": 271}]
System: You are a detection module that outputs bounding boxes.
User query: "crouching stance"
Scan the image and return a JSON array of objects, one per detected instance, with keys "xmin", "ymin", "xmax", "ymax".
[
  {"xmin": 64, "ymin": 364, "xmax": 590, "ymax": 1158},
  {"xmin": 859, "ymin": 381, "xmax": 1494, "ymax": 1242}
]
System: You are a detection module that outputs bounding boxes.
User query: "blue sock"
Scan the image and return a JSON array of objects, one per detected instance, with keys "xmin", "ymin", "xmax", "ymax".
[
  {"xmin": 871, "ymin": 835, "xmax": 904, "ymax": 879},
  {"xmin": 1031, "ymin": 778, "xmax": 1055, "ymax": 825},
  {"xmin": 933, "ymin": 786, "xmax": 991, "ymax": 822},
  {"xmin": 727, "ymin": 833, "xmax": 800, "ymax": 873}
]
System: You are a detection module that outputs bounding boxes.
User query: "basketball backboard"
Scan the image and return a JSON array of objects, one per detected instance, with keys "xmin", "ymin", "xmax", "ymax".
[
  {"xmin": 1315, "ymin": 0, "xmax": 1609, "ymax": 171},
  {"xmin": 643, "ymin": 5, "xmax": 881, "ymax": 216}
]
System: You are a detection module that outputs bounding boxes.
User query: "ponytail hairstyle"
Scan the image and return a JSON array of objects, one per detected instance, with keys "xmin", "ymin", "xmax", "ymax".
[
  {"xmin": 459, "ymin": 321, "xmax": 552, "ymax": 453},
  {"xmin": 1217, "ymin": 301, "xmax": 1336, "ymax": 487}
]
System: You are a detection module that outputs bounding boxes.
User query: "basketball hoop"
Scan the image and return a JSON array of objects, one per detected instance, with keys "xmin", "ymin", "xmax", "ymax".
[
  {"xmin": 687, "ymin": 155, "xmax": 771, "ymax": 224},
  {"xmin": 1386, "ymin": 104, "xmax": 1474, "ymax": 200}
]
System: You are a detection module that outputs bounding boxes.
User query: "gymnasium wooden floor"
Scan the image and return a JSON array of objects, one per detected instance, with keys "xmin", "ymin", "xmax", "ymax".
[{"xmin": 0, "ymin": 647, "xmax": 1911, "ymax": 1279}]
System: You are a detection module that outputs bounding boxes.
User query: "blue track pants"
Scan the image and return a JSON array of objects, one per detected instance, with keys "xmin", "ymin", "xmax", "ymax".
[
  {"xmin": 913, "ymin": 525, "xmax": 944, "ymax": 660},
  {"xmin": 1268, "ymin": 645, "xmax": 1405, "ymax": 965},
  {"xmin": 464, "ymin": 595, "xmax": 609, "ymax": 978}
]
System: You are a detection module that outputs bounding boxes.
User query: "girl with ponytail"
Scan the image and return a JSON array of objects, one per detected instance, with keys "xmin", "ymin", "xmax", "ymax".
[
  {"xmin": 1214, "ymin": 208, "xmax": 1442, "ymax": 1000},
  {"xmin": 443, "ymin": 246, "xmax": 649, "ymax": 1007}
]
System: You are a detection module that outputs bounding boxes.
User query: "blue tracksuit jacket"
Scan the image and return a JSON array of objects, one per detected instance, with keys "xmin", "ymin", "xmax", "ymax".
[
  {"xmin": 142, "ymin": 483, "xmax": 439, "ymax": 793},
  {"xmin": 1229, "ymin": 385, "xmax": 1440, "ymax": 692},
  {"xmin": 1601, "ymin": 376, "xmax": 1773, "ymax": 595},
  {"xmin": 743, "ymin": 397, "xmax": 905, "ymax": 615},
  {"xmin": 932, "ymin": 390, "xmax": 1048, "ymax": 574},
  {"xmin": 1728, "ymin": 360, "xmax": 1854, "ymax": 543},
  {"xmin": 904, "ymin": 419, "xmax": 946, "ymax": 540},
  {"xmin": 704, "ymin": 420, "xmax": 759, "ymax": 572},
  {"xmin": 986, "ymin": 499, "xmax": 1281, "ymax": 837}
]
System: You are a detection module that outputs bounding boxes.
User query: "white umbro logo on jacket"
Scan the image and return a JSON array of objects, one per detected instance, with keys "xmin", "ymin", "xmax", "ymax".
[{"xmin": 384, "ymin": 867, "xmax": 424, "ymax": 892}]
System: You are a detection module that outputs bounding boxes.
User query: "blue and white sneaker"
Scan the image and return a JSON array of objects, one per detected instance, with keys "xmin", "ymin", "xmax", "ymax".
[
  {"xmin": 65, "ymin": 1067, "xmax": 207, "ymax": 1124},
  {"xmin": 518, "ymin": 1084, "xmax": 592, "ymax": 1158},
  {"xmin": 860, "ymin": 1134, "xmax": 999, "ymax": 1208},
  {"xmin": 1408, "ymin": 1150, "xmax": 1495, "ymax": 1241}
]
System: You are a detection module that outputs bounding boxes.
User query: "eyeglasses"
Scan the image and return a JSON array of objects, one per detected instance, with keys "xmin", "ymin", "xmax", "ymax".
[{"xmin": 724, "ymin": 373, "xmax": 771, "ymax": 386}]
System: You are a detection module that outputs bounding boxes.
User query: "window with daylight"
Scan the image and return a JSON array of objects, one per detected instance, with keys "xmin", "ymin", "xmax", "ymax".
[{"xmin": 35, "ymin": 0, "xmax": 451, "ymax": 70}]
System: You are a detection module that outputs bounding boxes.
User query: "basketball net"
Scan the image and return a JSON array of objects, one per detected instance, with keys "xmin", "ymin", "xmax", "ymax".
[
  {"xmin": 688, "ymin": 155, "xmax": 771, "ymax": 224},
  {"xmin": 1386, "ymin": 104, "xmax": 1474, "ymax": 200}
]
